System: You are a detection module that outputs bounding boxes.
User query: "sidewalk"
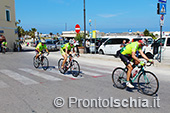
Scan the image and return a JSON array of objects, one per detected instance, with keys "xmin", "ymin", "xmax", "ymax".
[{"xmin": 80, "ymin": 53, "xmax": 170, "ymax": 68}]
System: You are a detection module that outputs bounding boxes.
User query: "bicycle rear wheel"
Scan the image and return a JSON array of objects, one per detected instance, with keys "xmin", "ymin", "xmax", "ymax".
[
  {"xmin": 70, "ymin": 60, "xmax": 80, "ymax": 77},
  {"xmin": 138, "ymin": 71, "xmax": 159, "ymax": 96},
  {"xmin": 41, "ymin": 56, "xmax": 49, "ymax": 70},
  {"xmin": 33, "ymin": 56, "xmax": 40, "ymax": 68},
  {"xmin": 112, "ymin": 67, "xmax": 127, "ymax": 89}
]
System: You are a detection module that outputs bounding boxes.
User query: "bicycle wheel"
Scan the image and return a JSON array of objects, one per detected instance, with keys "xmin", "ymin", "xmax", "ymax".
[
  {"xmin": 41, "ymin": 56, "xmax": 49, "ymax": 70},
  {"xmin": 58, "ymin": 58, "xmax": 68, "ymax": 74},
  {"xmin": 138, "ymin": 71, "xmax": 159, "ymax": 96},
  {"xmin": 33, "ymin": 56, "xmax": 40, "ymax": 68},
  {"xmin": 70, "ymin": 60, "xmax": 80, "ymax": 77},
  {"xmin": 112, "ymin": 67, "xmax": 127, "ymax": 89}
]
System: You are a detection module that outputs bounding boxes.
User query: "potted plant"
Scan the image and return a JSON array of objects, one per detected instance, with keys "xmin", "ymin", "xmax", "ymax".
[{"xmin": 75, "ymin": 33, "xmax": 85, "ymax": 54}]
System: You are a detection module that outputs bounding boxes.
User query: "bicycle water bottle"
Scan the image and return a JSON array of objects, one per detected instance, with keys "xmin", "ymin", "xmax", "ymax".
[{"xmin": 133, "ymin": 70, "xmax": 138, "ymax": 77}]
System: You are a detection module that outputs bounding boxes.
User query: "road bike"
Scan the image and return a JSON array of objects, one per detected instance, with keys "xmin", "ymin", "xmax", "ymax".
[
  {"xmin": 112, "ymin": 62, "xmax": 159, "ymax": 96},
  {"xmin": 1, "ymin": 46, "xmax": 8, "ymax": 54},
  {"xmin": 33, "ymin": 52, "xmax": 49, "ymax": 70},
  {"xmin": 58, "ymin": 54, "xmax": 80, "ymax": 77}
]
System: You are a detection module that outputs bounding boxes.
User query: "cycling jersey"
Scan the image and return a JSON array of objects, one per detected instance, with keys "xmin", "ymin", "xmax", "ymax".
[
  {"xmin": 121, "ymin": 42, "xmax": 142, "ymax": 55},
  {"xmin": 35, "ymin": 42, "xmax": 47, "ymax": 51},
  {"xmin": 2, "ymin": 42, "xmax": 7, "ymax": 46},
  {"xmin": 61, "ymin": 43, "xmax": 74, "ymax": 51}
]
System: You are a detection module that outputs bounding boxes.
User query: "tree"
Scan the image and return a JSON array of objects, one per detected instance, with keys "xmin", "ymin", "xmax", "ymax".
[
  {"xmin": 143, "ymin": 29, "xmax": 150, "ymax": 36},
  {"xmin": 75, "ymin": 33, "xmax": 85, "ymax": 47}
]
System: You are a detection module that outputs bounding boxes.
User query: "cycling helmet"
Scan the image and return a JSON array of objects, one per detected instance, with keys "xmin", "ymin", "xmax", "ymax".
[
  {"xmin": 138, "ymin": 39, "xmax": 146, "ymax": 46},
  {"xmin": 42, "ymin": 42, "xmax": 46, "ymax": 45},
  {"xmin": 69, "ymin": 39, "xmax": 74, "ymax": 44}
]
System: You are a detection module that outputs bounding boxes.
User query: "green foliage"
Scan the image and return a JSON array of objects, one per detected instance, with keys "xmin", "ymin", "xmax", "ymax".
[
  {"xmin": 143, "ymin": 29, "xmax": 150, "ymax": 36},
  {"xmin": 75, "ymin": 33, "xmax": 85, "ymax": 47}
]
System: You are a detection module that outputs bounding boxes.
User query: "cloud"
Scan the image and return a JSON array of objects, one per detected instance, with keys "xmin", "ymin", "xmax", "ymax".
[{"xmin": 97, "ymin": 14, "xmax": 117, "ymax": 18}]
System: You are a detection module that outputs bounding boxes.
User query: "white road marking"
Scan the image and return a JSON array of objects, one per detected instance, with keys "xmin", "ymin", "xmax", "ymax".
[
  {"xmin": 0, "ymin": 70, "xmax": 38, "ymax": 85},
  {"xmin": 19, "ymin": 68, "xmax": 62, "ymax": 81}
]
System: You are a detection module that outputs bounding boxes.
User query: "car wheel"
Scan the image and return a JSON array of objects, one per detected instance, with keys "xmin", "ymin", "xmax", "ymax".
[{"xmin": 99, "ymin": 50, "xmax": 104, "ymax": 55}]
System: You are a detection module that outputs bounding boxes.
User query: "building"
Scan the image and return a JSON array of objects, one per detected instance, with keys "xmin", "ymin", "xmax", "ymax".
[{"xmin": 0, "ymin": 0, "xmax": 17, "ymax": 51}]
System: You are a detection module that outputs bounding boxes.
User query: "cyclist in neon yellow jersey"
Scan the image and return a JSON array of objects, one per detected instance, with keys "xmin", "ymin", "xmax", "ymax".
[
  {"xmin": 35, "ymin": 42, "xmax": 49, "ymax": 59},
  {"xmin": 60, "ymin": 39, "xmax": 76, "ymax": 69},
  {"xmin": 119, "ymin": 40, "xmax": 154, "ymax": 88},
  {"xmin": 1, "ymin": 40, "xmax": 7, "ymax": 52}
]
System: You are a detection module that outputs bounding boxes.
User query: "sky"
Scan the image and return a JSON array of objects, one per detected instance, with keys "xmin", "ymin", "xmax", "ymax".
[{"xmin": 15, "ymin": 0, "xmax": 170, "ymax": 34}]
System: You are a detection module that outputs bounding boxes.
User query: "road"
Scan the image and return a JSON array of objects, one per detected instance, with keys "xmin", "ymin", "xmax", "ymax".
[{"xmin": 0, "ymin": 47, "xmax": 170, "ymax": 113}]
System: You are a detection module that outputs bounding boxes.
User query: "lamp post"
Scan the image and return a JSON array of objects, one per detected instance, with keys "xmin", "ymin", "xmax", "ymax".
[{"xmin": 83, "ymin": 0, "xmax": 86, "ymax": 45}]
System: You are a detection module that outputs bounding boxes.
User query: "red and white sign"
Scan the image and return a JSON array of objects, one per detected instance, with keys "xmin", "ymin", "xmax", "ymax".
[
  {"xmin": 160, "ymin": 15, "xmax": 164, "ymax": 26},
  {"xmin": 75, "ymin": 24, "xmax": 80, "ymax": 33}
]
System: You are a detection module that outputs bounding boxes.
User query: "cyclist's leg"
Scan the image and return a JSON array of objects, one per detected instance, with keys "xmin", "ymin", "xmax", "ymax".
[
  {"xmin": 120, "ymin": 54, "xmax": 134, "ymax": 88},
  {"xmin": 60, "ymin": 48, "xmax": 67, "ymax": 68},
  {"xmin": 35, "ymin": 50, "xmax": 40, "ymax": 59}
]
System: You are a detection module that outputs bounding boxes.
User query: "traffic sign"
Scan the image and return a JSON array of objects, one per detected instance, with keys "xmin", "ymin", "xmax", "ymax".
[
  {"xmin": 75, "ymin": 24, "xmax": 80, "ymax": 33},
  {"xmin": 160, "ymin": 15, "xmax": 164, "ymax": 26},
  {"xmin": 158, "ymin": 0, "xmax": 167, "ymax": 3}
]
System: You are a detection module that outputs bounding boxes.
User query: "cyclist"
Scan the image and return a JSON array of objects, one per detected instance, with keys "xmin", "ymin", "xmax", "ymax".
[
  {"xmin": 1, "ymin": 40, "xmax": 7, "ymax": 53},
  {"xmin": 60, "ymin": 39, "xmax": 76, "ymax": 69},
  {"xmin": 119, "ymin": 40, "xmax": 153, "ymax": 88},
  {"xmin": 35, "ymin": 42, "xmax": 49, "ymax": 59}
]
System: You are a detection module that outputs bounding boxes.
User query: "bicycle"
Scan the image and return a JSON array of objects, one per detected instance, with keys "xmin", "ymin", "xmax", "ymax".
[
  {"xmin": 58, "ymin": 54, "xmax": 80, "ymax": 77},
  {"xmin": 112, "ymin": 62, "xmax": 159, "ymax": 96},
  {"xmin": 1, "ymin": 46, "xmax": 7, "ymax": 54},
  {"xmin": 33, "ymin": 52, "xmax": 49, "ymax": 70}
]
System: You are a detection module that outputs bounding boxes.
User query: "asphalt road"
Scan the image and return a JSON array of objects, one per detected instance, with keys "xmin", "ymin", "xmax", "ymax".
[{"xmin": 0, "ymin": 47, "xmax": 170, "ymax": 113}]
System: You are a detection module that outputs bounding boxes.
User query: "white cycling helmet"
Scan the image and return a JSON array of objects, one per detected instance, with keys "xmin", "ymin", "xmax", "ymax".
[{"xmin": 69, "ymin": 39, "xmax": 74, "ymax": 44}]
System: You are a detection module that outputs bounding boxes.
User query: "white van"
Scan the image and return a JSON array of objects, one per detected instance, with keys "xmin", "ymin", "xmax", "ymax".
[
  {"xmin": 98, "ymin": 36, "xmax": 131, "ymax": 55},
  {"xmin": 145, "ymin": 36, "xmax": 170, "ymax": 60}
]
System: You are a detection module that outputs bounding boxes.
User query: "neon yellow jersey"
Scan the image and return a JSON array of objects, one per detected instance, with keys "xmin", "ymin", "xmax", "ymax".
[
  {"xmin": 35, "ymin": 42, "xmax": 47, "ymax": 51},
  {"xmin": 121, "ymin": 42, "xmax": 142, "ymax": 55},
  {"xmin": 61, "ymin": 43, "xmax": 74, "ymax": 51},
  {"xmin": 2, "ymin": 42, "xmax": 7, "ymax": 46}
]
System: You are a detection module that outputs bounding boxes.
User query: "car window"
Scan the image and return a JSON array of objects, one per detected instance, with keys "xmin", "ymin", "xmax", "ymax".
[
  {"xmin": 166, "ymin": 38, "xmax": 170, "ymax": 46},
  {"xmin": 156, "ymin": 38, "xmax": 165, "ymax": 46},
  {"xmin": 46, "ymin": 40, "xmax": 53, "ymax": 44},
  {"xmin": 105, "ymin": 38, "xmax": 129, "ymax": 45}
]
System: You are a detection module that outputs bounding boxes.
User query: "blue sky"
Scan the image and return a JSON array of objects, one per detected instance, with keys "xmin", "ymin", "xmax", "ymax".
[{"xmin": 15, "ymin": 0, "xmax": 170, "ymax": 34}]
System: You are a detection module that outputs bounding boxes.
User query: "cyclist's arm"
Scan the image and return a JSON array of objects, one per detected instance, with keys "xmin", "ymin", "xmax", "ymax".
[
  {"xmin": 138, "ymin": 50, "xmax": 149, "ymax": 61},
  {"xmin": 131, "ymin": 51, "xmax": 141, "ymax": 63}
]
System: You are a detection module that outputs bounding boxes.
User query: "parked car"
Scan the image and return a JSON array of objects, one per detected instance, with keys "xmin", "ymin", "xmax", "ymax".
[
  {"xmin": 98, "ymin": 37, "xmax": 130, "ymax": 55},
  {"xmin": 145, "ymin": 36, "xmax": 170, "ymax": 60},
  {"xmin": 45, "ymin": 39, "xmax": 57, "ymax": 51}
]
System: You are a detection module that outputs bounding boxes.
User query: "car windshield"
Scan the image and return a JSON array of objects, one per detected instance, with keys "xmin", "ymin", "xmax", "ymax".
[{"xmin": 46, "ymin": 40, "xmax": 55, "ymax": 44}]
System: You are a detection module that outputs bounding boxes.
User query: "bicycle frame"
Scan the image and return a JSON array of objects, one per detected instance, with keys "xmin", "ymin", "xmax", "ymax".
[{"xmin": 122, "ymin": 66, "xmax": 149, "ymax": 83}]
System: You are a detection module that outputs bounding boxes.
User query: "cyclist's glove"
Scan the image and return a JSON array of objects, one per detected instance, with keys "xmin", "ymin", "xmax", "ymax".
[
  {"xmin": 148, "ymin": 59, "xmax": 154, "ymax": 64},
  {"xmin": 140, "ymin": 61, "xmax": 145, "ymax": 66},
  {"xmin": 39, "ymin": 52, "xmax": 42, "ymax": 55}
]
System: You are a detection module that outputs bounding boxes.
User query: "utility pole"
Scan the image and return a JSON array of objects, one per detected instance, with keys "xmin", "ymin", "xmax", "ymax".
[{"xmin": 84, "ymin": 0, "xmax": 86, "ymax": 46}]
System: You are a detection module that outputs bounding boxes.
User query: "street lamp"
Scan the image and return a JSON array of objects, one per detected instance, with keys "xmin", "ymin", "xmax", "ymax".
[{"xmin": 83, "ymin": 0, "xmax": 86, "ymax": 44}]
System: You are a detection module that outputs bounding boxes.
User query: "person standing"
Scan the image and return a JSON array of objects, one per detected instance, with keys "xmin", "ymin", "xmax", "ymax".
[{"xmin": 85, "ymin": 39, "xmax": 90, "ymax": 53}]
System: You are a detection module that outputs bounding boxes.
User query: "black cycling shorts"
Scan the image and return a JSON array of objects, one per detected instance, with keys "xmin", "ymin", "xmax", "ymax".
[{"xmin": 120, "ymin": 54, "xmax": 133, "ymax": 66}]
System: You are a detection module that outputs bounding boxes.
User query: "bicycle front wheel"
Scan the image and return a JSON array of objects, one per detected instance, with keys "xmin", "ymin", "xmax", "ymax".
[
  {"xmin": 138, "ymin": 71, "xmax": 159, "ymax": 96},
  {"xmin": 58, "ymin": 58, "xmax": 67, "ymax": 74},
  {"xmin": 70, "ymin": 60, "xmax": 80, "ymax": 77},
  {"xmin": 33, "ymin": 56, "xmax": 40, "ymax": 68},
  {"xmin": 41, "ymin": 56, "xmax": 49, "ymax": 70},
  {"xmin": 112, "ymin": 67, "xmax": 127, "ymax": 89}
]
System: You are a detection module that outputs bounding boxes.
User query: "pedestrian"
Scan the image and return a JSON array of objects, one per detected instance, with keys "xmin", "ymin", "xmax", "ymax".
[
  {"xmin": 120, "ymin": 40, "xmax": 126, "ymax": 48},
  {"xmin": 85, "ymin": 39, "xmax": 90, "ymax": 53}
]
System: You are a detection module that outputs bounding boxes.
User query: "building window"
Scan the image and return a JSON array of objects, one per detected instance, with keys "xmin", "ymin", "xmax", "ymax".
[{"xmin": 6, "ymin": 9, "xmax": 11, "ymax": 21}]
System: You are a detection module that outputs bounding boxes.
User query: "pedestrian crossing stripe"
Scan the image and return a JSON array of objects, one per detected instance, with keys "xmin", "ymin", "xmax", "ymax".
[
  {"xmin": 18, "ymin": 68, "xmax": 62, "ymax": 81},
  {"xmin": 0, "ymin": 70, "xmax": 39, "ymax": 85}
]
